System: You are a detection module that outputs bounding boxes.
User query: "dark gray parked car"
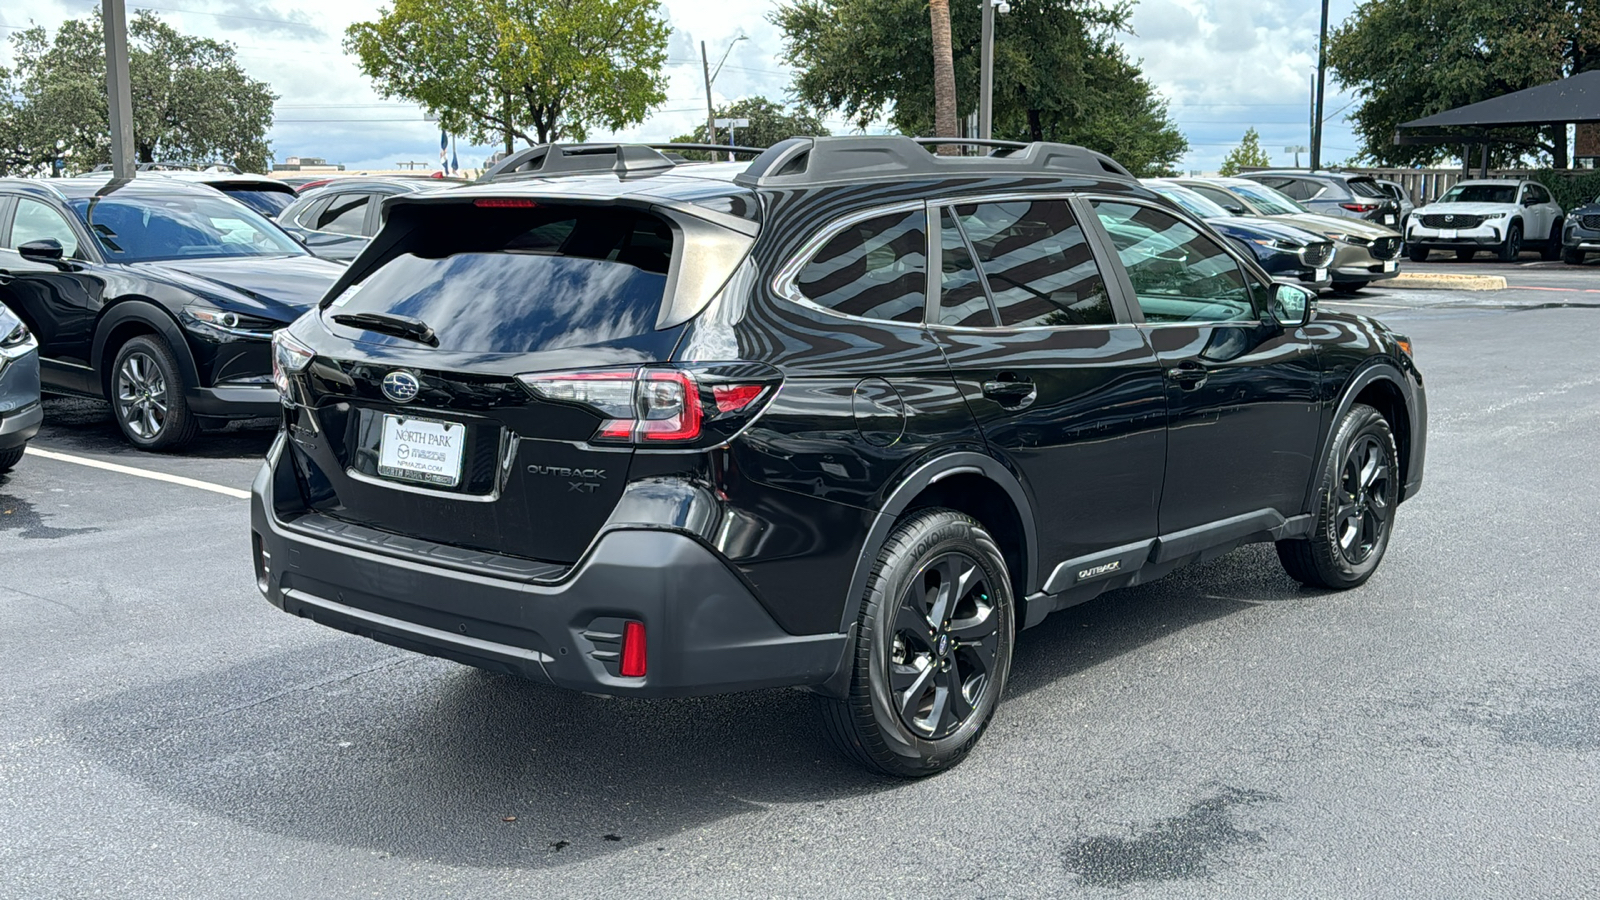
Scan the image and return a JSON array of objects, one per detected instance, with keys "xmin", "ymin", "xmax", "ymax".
[
  {"xmin": 278, "ymin": 177, "xmax": 464, "ymax": 261},
  {"xmin": 1242, "ymin": 171, "xmax": 1403, "ymax": 230},
  {"xmin": 0, "ymin": 302, "xmax": 41, "ymax": 472}
]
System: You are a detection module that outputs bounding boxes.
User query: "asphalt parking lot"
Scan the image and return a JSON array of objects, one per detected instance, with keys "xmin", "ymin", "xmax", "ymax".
[{"xmin": 3, "ymin": 275, "xmax": 1599, "ymax": 898}]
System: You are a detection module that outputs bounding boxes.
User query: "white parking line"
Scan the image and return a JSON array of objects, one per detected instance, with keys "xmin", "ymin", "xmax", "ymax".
[{"xmin": 24, "ymin": 447, "xmax": 251, "ymax": 500}]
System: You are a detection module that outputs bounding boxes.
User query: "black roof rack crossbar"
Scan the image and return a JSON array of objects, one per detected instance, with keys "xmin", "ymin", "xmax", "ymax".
[
  {"xmin": 646, "ymin": 142, "xmax": 766, "ymax": 156},
  {"xmin": 479, "ymin": 141, "xmax": 769, "ymax": 183},
  {"xmin": 734, "ymin": 135, "xmax": 1135, "ymax": 188},
  {"xmin": 910, "ymin": 137, "xmax": 1029, "ymax": 152}
]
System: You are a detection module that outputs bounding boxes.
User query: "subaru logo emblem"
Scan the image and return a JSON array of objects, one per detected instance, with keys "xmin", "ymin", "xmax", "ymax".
[
  {"xmin": 937, "ymin": 634, "xmax": 949, "ymax": 656},
  {"xmin": 382, "ymin": 370, "xmax": 420, "ymax": 404}
]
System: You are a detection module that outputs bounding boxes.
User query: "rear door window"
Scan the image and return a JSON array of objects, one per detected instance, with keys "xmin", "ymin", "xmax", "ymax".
[
  {"xmin": 950, "ymin": 199, "xmax": 1114, "ymax": 327},
  {"xmin": 329, "ymin": 206, "xmax": 675, "ymax": 354},
  {"xmin": 794, "ymin": 209, "xmax": 927, "ymax": 323},
  {"xmin": 316, "ymin": 193, "xmax": 370, "ymax": 235}
]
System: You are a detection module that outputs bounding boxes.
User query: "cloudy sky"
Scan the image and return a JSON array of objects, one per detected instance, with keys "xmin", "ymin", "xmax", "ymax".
[{"xmin": 0, "ymin": 0, "xmax": 1366, "ymax": 174}]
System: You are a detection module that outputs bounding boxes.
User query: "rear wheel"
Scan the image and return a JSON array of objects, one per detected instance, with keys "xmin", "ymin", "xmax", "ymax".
[
  {"xmin": 1498, "ymin": 222, "xmax": 1522, "ymax": 262},
  {"xmin": 110, "ymin": 335, "xmax": 199, "ymax": 451},
  {"xmin": 1277, "ymin": 403, "xmax": 1399, "ymax": 590},
  {"xmin": 0, "ymin": 445, "xmax": 23, "ymax": 473},
  {"xmin": 1563, "ymin": 246, "xmax": 1586, "ymax": 265},
  {"xmin": 1541, "ymin": 219, "xmax": 1564, "ymax": 260},
  {"xmin": 1407, "ymin": 245, "xmax": 1429, "ymax": 263},
  {"xmin": 816, "ymin": 508, "xmax": 1014, "ymax": 777}
]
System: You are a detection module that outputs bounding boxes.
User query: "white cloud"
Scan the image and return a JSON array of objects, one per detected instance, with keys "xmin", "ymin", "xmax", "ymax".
[{"xmin": 2, "ymin": 0, "xmax": 1368, "ymax": 174}]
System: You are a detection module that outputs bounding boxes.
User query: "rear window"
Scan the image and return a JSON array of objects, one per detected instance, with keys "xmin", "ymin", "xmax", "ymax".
[
  {"xmin": 217, "ymin": 187, "xmax": 295, "ymax": 217},
  {"xmin": 328, "ymin": 206, "xmax": 674, "ymax": 354},
  {"xmin": 1347, "ymin": 179, "xmax": 1387, "ymax": 199}
]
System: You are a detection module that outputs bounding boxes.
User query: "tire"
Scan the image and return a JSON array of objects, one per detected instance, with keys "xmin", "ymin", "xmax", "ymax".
[
  {"xmin": 1541, "ymin": 219, "xmax": 1564, "ymax": 260},
  {"xmin": 1277, "ymin": 403, "xmax": 1400, "ymax": 590},
  {"xmin": 816, "ymin": 508, "xmax": 1015, "ymax": 777},
  {"xmin": 1407, "ymin": 244, "xmax": 1430, "ymax": 263},
  {"xmin": 1498, "ymin": 222, "xmax": 1522, "ymax": 262},
  {"xmin": 1454, "ymin": 249, "xmax": 1476, "ymax": 262},
  {"xmin": 1563, "ymin": 246, "xmax": 1586, "ymax": 265},
  {"xmin": 109, "ymin": 335, "xmax": 199, "ymax": 451},
  {"xmin": 0, "ymin": 445, "xmax": 23, "ymax": 473}
]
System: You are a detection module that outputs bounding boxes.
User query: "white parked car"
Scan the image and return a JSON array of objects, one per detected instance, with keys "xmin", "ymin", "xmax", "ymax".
[{"xmin": 1406, "ymin": 180, "xmax": 1564, "ymax": 262}]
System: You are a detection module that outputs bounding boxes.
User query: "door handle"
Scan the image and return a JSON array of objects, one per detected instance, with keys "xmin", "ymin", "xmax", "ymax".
[
  {"xmin": 1168, "ymin": 362, "xmax": 1208, "ymax": 389},
  {"xmin": 981, "ymin": 376, "xmax": 1037, "ymax": 409}
]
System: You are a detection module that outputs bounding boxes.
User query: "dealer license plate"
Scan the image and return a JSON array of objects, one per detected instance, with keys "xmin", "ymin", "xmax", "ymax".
[
  {"xmin": 1315, "ymin": 267, "xmax": 1328, "ymax": 281},
  {"xmin": 377, "ymin": 414, "xmax": 465, "ymax": 487},
  {"xmin": 1383, "ymin": 260, "xmax": 1397, "ymax": 272},
  {"xmin": 1439, "ymin": 228, "xmax": 1457, "ymax": 240},
  {"xmin": 1384, "ymin": 215, "xmax": 1396, "ymax": 225}
]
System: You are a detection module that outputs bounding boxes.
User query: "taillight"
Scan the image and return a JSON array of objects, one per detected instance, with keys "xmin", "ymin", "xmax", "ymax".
[
  {"xmin": 1341, "ymin": 202, "xmax": 1379, "ymax": 212},
  {"xmin": 517, "ymin": 366, "xmax": 774, "ymax": 445}
]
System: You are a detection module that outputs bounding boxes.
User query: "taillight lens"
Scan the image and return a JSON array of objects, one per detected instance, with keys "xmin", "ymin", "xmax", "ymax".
[
  {"xmin": 518, "ymin": 366, "xmax": 772, "ymax": 445},
  {"xmin": 1340, "ymin": 202, "xmax": 1379, "ymax": 212},
  {"xmin": 271, "ymin": 331, "xmax": 316, "ymax": 400}
]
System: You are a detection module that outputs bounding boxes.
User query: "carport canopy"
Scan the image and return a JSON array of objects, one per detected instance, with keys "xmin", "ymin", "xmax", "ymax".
[{"xmin": 1401, "ymin": 70, "xmax": 1600, "ymax": 129}]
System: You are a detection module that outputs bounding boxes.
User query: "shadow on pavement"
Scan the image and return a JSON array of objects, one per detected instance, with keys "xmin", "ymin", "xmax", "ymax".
[
  {"xmin": 37, "ymin": 395, "xmax": 277, "ymax": 460},
  {"xmin": 60, "ymin": 545, "xmax": 1312, "ymax": 868}
]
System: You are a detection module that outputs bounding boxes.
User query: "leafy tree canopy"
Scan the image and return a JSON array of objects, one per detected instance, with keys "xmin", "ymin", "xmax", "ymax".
[
  {"xmin": 346, "ymin": 0, "xmax": 670, "ymax": 152},
  {"xmin": 1218, "ymin": 127, "xmax": 1271, "ymax": 175},
  {"xmin": 772, "ymin": 0, "xmax": 1188, "ymax": 176},
  {"xmin": 0, "ymin": 9, "xmax": 275, "ymax": 175},
  {"xmin": 667, "ymin": 96, "xmax": 829, "ymax": 159},
  {"xmin": 1328, "ymin": 0, "xmax": 1600, "ymax": 167}
]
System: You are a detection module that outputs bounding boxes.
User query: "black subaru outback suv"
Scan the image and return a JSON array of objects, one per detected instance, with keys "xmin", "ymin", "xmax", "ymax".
[{"xmin": 253, "ymin": 137, "xmax": 1426, "ymax": 776}]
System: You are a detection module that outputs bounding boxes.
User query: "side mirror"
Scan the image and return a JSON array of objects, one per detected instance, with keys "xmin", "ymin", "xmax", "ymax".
[
  {"xmin": 1225, "ymin": 204, "xmax": 1249, "ymax": 216},
  {"xmin": 17, "ymin": 238, "xmax": 64, "ymax": 261},
  {"xmin": 1270, "ymin": 282, "xmax": 1316, "ymax": 328},
  {"xmin": 1522, "ymin": 196, "xmax": 1538, "ymax": 207}
]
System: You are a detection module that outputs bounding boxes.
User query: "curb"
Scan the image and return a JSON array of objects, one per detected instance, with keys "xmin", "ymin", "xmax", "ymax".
[{"xmin": 1388, "ymin": 272, "xmax": 1506, "ymax": 291}]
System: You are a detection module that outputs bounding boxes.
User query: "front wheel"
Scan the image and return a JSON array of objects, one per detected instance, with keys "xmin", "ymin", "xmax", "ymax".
[
  {"xmin": 1407, "ymin": 245, "xmax": 1430, "ymax": 263},
  {"xmin": 1541, "ymin": 220, "xmax": 1564, "ymax": 260},
  {"xmin": 110, "ymin": 335, "xmax": 199, "ymax": 451},
  {"xmin": 816, "ymin": 508, "xmax": 1015, "ymax": 777},
  {"xmin": 1498, "ymin": 222, "xmax": 1523, "ymax": 262},
  {"xmin": 1277, "ymin": 403, "xmax": 1400, "ymax": 590},
  {"xmin": 0, "ymin": 445, "xmax": 23, "ymax": 473},
  {"xmin": 1563, "ymin": 246, "xmax": 1586, "ymax": 265}
]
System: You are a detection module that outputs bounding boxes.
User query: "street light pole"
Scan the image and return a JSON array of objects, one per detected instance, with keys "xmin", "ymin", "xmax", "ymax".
[
  {"xmin": 1310, "ymin": 0, "xmax": 1329, "ymax": 172},
  {"xmin": 979, "ymin": 0, "xmax": 995, "ymax": 140},
  {"xmin": 701, "ymin": 41, "xmax": 716, "ymax": 147},
  {"xmin": 103, "ymin": 0, "xmax": 135, "ymax": 180}
]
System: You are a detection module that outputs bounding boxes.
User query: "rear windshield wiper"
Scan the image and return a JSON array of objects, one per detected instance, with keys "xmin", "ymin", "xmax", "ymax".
[{"xmin": 330, "ymin": 311, "xmax": 440, "ymax": 347}]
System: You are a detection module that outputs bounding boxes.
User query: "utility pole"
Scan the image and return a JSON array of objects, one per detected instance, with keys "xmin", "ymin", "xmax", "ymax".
[
  {"xmin": 979, "ymin": 0, "xmax": 995, "ymax": 140},
  {"xmin": 701, "ymin": 41, "xmax": 716, "ymax": 146},
  {"xmin": 103, "ymin": 0, "xmax": 135, "ymax": 180},
  {"xmin": 1310, "ymin": 0, "xmax": 1329, "ymax": 171}
]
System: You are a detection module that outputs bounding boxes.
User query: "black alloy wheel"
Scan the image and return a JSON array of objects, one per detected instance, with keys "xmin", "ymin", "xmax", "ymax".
[
  {"xmin": 1277, "ymin": 403, "xmax": 1399, "ymax": 589},
  {"xmin": 110, "ymin": 335, "xmax": 199, "ymax": 450},
  {"xmin": 1498, "ymin": 222, "xmax": 1523, "ymax": 262},
  {"xmin": 817, "ymin": 508, "xmax": 1014, "ymax": 777}
]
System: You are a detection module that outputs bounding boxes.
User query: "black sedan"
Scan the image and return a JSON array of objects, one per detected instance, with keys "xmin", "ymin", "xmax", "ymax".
[
  {"xmin": 277, "ymin": 176, "xmax": 464, "ymax": 261},
  {"xmin": 0, "ymin": 176, "xmax": 344, "ymax": 449},
  {"xmin": 1143, "ymin": 180, "xmax": 1335, "ymax": 292}
]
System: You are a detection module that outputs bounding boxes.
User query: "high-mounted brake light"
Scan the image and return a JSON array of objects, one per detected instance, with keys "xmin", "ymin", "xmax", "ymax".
[{"xmin": 474, "ymin": 198, "xmax": 538, "ymax": 208}]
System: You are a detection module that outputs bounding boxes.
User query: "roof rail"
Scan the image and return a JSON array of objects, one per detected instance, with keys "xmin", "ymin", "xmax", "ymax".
[
  {"xmin": 478, "ymin": 141, "xmax": 768, "ymax": 183},
  {"xmin": 734, "ymin": 135, "xmax": 1135, "ymax": 187}
]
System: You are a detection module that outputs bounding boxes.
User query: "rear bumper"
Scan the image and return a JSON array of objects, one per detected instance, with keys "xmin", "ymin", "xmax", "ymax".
[{"xmin": 250, "ymin": 437, "xmax": 849, "ymax": 697}]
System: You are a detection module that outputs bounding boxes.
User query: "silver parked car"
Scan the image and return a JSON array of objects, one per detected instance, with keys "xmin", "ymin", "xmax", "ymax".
[{"xmin": 0, "ymin": 302, "xmax": 41, "ymax": 473}]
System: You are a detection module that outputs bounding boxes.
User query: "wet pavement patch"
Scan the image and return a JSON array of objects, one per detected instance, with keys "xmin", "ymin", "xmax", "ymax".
[
  {"xmin": 1061, "ymin": 787, "xmax": 1278, "ymax": 888},
  {"xmin": 0, "ymin": 491, "xmax": 101, "ymax": 540},
  {"xmin": 1473, "ymin": 680, "xmax": 1600, "ymax": 752}
]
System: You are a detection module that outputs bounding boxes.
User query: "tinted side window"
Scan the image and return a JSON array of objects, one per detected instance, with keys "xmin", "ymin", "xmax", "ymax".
[
  {"xmin": 795, "ymin": 209, "xmax": 927, "ymax": 323},
  {"xmin": 1526, "ymin": 184, "xmax": 1549, "ymax": 204},
  {"xmin": 938, "ymin": 208, "xmax": 994, "ymax": 327},
  {"xmin": 1348, "ymin": 179, "xmax": 1387, "ymax": 198},
  {"xmin": 1090, "ymin": 201, "xmax": 1257, "ymax": 324},
  {"xmin": 315, "ymin": 193, "xmax": 370, "ymax": 235},
  {"xmin": 10, "ymin": 198, "xmax": 80, "ymax": 258},
  {"xmin": 1191, "ymin": 184, "xmax": 1246, "ymax": 211},
  {"xmin": 952, "ymin": 199, "xmax": 1114, "ymax": 327},
  {"xmin": 1273, "ymin": 179, "xmax": 1321, "ymax": 201}
]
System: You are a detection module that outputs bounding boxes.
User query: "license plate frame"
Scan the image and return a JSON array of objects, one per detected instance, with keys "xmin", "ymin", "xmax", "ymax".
[
  {"xmin": 1382, "ymin": 259, "xmax": 1397, "ymax": 272},
  {"xmin": 1439, "ymin": 228, "xmax": 1457, "ymax": 240},
  {"xmin": 376, "ymin": 414, "xmax": 466, "ymax": 488},
  {"xmin": 1315, "ymin": 267, "xmax": 1328, "ymax": 282}
]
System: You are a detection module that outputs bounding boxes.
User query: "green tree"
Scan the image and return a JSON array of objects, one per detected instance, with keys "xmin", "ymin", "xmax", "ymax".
[
  {"xmin": 346, "ymin": 0, "xmax": 669, "ymax": 153},
  {"xmin": 0, "ymin": 9, "xmax": 275, "ymax": 174},
  {"xmin": 667, "ymin": 96, "xmax": 829, "ymax": 159},
  {"xmin": 772, "ymin": 0, "xmax": 1188, "ymax": 177},
  {"xmin": 1328, "ymin": 0, "xmax": 1600, "ymax": 167},
  {"xmin": 1218, "ymin": 127, "xmax": 1271, "ymax": 175}
]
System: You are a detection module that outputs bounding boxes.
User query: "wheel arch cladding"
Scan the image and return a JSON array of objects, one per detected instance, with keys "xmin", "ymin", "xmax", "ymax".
[
  {"xmin": 839, "ymin": 451, "xmax": 1037, "ymax": 633},
  {"xmin": 93, "ymin": 300, "xmax": 200, "ymax": 397},
  {"xmin": 1353, "ymin": 378, "xmax": 1410, "ymax": 489}
]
